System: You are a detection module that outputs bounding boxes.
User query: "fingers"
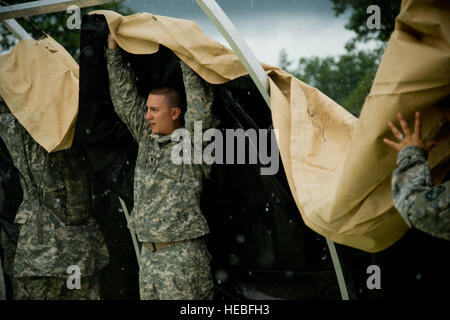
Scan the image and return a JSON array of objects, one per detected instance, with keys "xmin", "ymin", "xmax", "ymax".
[
  {"xmin": 388, "ymin": 121, "xmax": 403, "ymax": 140},
  {"xmin": 383, "ymin": 138, "xmax": 401, "ymax": 152},
  {"xmin": 414, "ymin": 111, "xmax": 421, "ymax": 139},
  {"xmin": 397, "ymin": 113, "xmax": 411, "ymax": 137}
]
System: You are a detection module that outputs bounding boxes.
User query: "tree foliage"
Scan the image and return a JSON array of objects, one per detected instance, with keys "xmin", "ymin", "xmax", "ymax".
[
  {"xmin": 330, "ymin": 0, "xmax": 401, "ymax": 43},
  {"xmin": 281, "ymin": 1, "xmax": 401, "ymax": 115},
  {"xmin": 0, "ymin": 0, "xmax": 134, "ymax": 60}
]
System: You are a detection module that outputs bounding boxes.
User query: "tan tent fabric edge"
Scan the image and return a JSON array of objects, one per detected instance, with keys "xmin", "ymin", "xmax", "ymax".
[{"xmin": 0, "ymin": 37, "xmax": 79, "ymax": 152}]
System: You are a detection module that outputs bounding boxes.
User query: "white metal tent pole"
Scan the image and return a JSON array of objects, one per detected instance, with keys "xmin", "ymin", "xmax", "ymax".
[
  {"xmin": 0, "ymin": 3, "xmax": 32, "ymax": 40},
  {"xmin": 0, "ymin": 18, "xmax": 32, "ymax": 40},
  {"xmin": 327, "ymin": 238, "xmax": 349, "ymax": 300},
  {"xmin": 0, "ymin": 0, "xmax": 122, "ymax": 20},
  {"xmin": 119, "ymin": 197, "xmax": 142, "ymax": 270},
  {"xmin": 195, "ymin": 0, "xmax": 270, "ymax": 108},
  {"xmin": 196, "ymin": 0, "xmax": 349, "ymax": 300}
]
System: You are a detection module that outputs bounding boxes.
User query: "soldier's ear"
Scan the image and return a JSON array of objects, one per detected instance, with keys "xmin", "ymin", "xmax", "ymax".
[{"xmin": 171, "ymin": 106, "xmax": 182, "ymax": 121}]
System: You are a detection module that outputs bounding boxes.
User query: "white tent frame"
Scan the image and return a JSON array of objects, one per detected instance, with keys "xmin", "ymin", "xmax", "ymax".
[{"xmin": 0, "ymin": 0, "xmax": 349, "ymax": 300}]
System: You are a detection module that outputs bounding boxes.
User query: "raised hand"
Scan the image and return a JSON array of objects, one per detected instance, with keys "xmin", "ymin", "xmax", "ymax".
[{"xmin": 383, "ymin": 112, "xmax": 437, "ymax": 152}]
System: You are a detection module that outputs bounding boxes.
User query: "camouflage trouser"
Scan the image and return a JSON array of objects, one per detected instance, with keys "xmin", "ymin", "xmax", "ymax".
[
  {"xmin": 16, "ymin": 273, "xmax": 100, "ymax": 300},
  {"xmin": 139, "ymin": 238, "xmax": 214, "ymax": 300},
  {"xmin": 0, "ymin": 228, "xmax": 17, "ymax": 299}
]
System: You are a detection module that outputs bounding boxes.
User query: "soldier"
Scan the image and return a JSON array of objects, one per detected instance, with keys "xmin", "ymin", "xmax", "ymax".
[
  {"xmin": 383, "ymin": 111, "xmax": 449, "ymax": 240},
  {"xmin": 0, "ymin": 97, "xmax": 109, "ymax": 300},
  {"xmin": 106, "ymin": 35, "xmax": 217, "ymax": 300}
]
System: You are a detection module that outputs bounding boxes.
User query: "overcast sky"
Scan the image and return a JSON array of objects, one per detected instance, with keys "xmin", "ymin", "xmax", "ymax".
[{"xmin": 124, "ymin": 0, "xmax": 362, "ymax": 68}]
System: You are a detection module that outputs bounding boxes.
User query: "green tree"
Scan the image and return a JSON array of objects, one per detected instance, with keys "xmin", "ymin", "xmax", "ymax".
[
  {"xmin": 281, "ymin": 1, "xmax": 401, "ymax": 115},
  {"xmin": 330, "ymin": 0, "xmax": 401, "ymax": 43},
  {"xmin": 0, "ymin": 0, "xmax": 134, "ymax": 60}
]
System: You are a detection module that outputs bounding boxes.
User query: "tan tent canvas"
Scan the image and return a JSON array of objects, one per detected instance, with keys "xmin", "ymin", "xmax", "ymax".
[
  {"xmin": 0, "ymin": 0, "xmax": 447, "ymax": 252},
  {"xmin": 0, "ymin": 36, "xmax": 79, "ymax": 152}
]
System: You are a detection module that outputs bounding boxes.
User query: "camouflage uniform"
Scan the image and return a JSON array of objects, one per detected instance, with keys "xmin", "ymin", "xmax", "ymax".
[
  {"xmin": 106, "ymin": 48, "xmax": 217, "ymax": 300},
  {"xmin": 392, "ymin": 145, "xmax": 450, "ymax": 240},
  {"xmin": 0, "ymin": 98, "xmax": 109, "ymax": 299}
]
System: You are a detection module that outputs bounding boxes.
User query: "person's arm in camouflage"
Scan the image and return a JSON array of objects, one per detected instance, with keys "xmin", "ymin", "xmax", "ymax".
[
  {"xmin": 180, "ymin": 61, "xmax": 218, "ymax": 135},
  {"xmin": 391, "ymin": 146, "xmax": 450, "ymax": 240},
  {"xmin": 180, "ymin": 61, "xmax": 219, "ymax": 178},
  {"xmin": 105, "ymin": 45, "xmax": 147, "ymax": 143},
  {"xmin": 384, "ymin": 111, "xmax": 449, "ymax": 240}
]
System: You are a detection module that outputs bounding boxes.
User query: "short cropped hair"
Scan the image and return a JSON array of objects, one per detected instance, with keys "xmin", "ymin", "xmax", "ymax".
[{"xmin": 150, "ymin": 87, "xmax": 186, "ymax": 118}]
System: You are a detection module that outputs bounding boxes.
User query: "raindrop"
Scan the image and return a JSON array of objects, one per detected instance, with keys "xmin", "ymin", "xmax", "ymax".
[
  {"xmin": 285, "ymin": 271, "xmax": 293, "ymax": 278},
  {"xmin": 236, "ymin": 234, "xmax": 245, "ymax": 244},
  {"xmin": 248, "ymin": 271, "xmax": 252, "ymax": 276},
  {"xmin": 215, "ymin": 269, "xmax": 229, "ymax": 283},
  {"xmin": 193, "ymin": 181, "xmax": 200, "ymax": 187},
  {"xmin": 321, "ymin": 254, "xmax": 327, "ymax": 260},
  {"xmin": 85, "ymin": 128, "xmax": 91, "ymax": 134},
  {"xmin": 229, "ymin": 254, "xmax": 239, "ymax": 265},
  {"xmin": 416, "ymin": 273, "xmax": 422, "ymax": 281},
  {"xmin": 55, "ymin": 198, "xmax": 61, "ymax": 203},
  {"xmin": 268, "ymin": 230, "xmax": 272, "ymax": 235}
]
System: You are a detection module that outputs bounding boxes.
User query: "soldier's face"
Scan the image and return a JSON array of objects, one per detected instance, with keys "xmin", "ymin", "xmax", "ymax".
[{"xmin": 145, "ymin": 93, "xmax": 181, "ymax": 135}]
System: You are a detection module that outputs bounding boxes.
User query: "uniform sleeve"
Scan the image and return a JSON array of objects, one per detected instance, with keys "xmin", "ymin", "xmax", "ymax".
[
  {"xmin": 180, "ymin": 61, "xmax": 219, "ymax": 178},
  {"xmin": 392, "ymin": 145, "xmax": 450, "ymax": 240},
  {"xmin": 180, "ymin": 61, "xmax": 219, "ymax": 135},
  {"xmin": 105, "ymin": 48, "xmax": 147, "ymax": 142}
]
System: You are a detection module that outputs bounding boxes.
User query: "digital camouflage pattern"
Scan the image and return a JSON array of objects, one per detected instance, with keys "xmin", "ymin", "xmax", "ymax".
[
  {"xmin": 106, "ymin": 48, "xmax": 217, "ymax": 299},
  {"xmin": 0, "ymin": 98, "xmax": 109, "ymax": 283},
  {"xmin": 139, "ymin": 238, "xmax": 213, "ymax": 300},
  {"xmin": 106, "ymin": 48, "xmax": 218, "ymax": 243},
  {"xmin": 16, "ymin": 273, "xmax": 100, "ymax": 300},
  {"xmin": 392, "ymin": 145, "xmax": 450, "ymax": 240}
]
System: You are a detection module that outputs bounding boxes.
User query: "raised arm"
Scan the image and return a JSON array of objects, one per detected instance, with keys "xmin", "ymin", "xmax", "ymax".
[
  {"xmin": 105, "ymin": 46, "xmax": 147, "ymax": 143},
  {"xmin": 392, "ymin": 146, "xmax": 450, "ymax": 240},
  {"xmin": 180, "ymin": 61, "xmax": 219, "ymax": 135}
]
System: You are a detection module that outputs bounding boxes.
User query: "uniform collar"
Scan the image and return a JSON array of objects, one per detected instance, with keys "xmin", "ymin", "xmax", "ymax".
[{"xmin": 150, "ymin": 127, "xmax": 186, "ymax": 144}]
